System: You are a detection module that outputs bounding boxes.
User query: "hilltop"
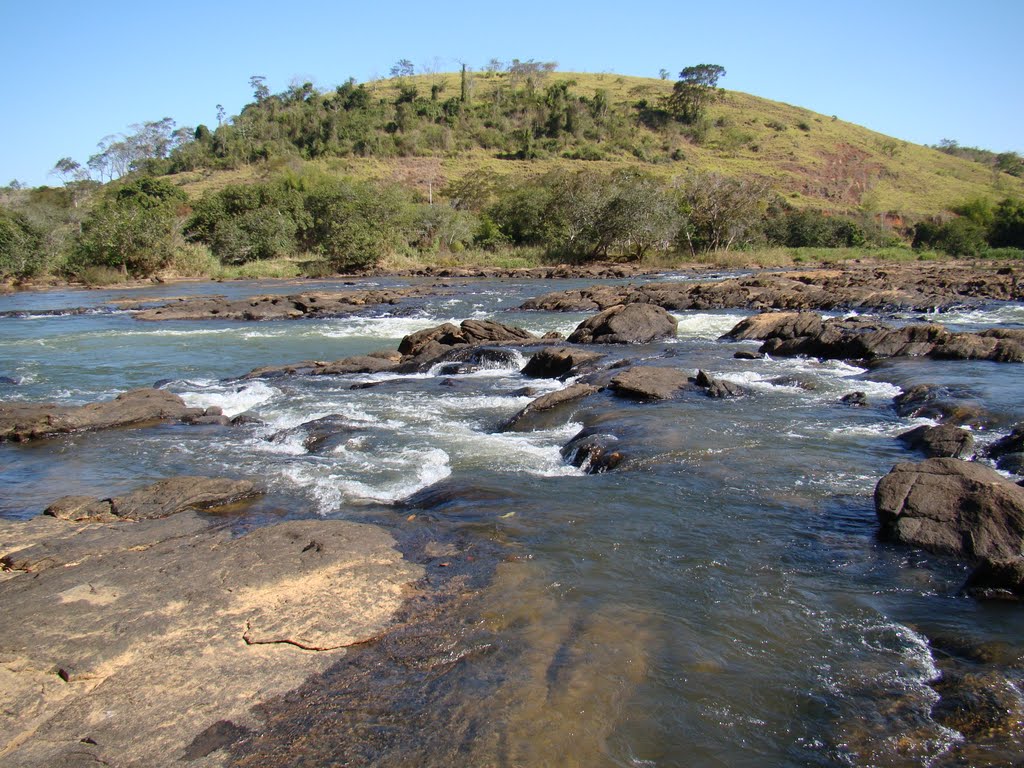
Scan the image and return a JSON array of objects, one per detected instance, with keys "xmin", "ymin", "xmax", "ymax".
[{"xmin": 170, "ymin": 69, "xmax": 1022, "ymax": 218}]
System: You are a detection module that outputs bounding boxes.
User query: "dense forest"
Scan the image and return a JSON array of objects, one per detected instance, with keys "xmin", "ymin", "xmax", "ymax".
[{"xmin": 2, "ymin": 62, "xmax": 1023, "ymax": 282}]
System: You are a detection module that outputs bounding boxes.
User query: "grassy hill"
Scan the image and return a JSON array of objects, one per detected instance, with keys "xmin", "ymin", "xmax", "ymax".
[{"xmin": 173, "ymin": 70, "xmax": 1022, "ymax": 219}]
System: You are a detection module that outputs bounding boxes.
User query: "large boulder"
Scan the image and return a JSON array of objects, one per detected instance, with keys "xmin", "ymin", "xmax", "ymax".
[
  {"xmin": 561, "ymin": 428, "xmax": 624, "ymax": 473},
  {"xmin": 0, "ymin": 389, "xmax": 206, "ymax": 442},
  {"xmin": 875, "ymin": 458, "xmax": 1024, "ymax": 559},
  {"xmin": 609, "ymin": 366, "xmax": 689, "ymax": 401},
  {"xmin": 521, "ymin": 347, "xmax": 606, "ymax": 379},
  {"xmin": 398, "ymin": 319, "xmax": 537, "ymax": 368},
  {"xmin": 567, "ymin": 303, "xmax": 678, "ymax": 345}
]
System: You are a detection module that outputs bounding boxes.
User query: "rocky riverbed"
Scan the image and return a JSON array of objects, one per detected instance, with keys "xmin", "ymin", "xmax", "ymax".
[{"xmin": 2, "ymin": 261, "xmax": 1024, "ymax": 766}]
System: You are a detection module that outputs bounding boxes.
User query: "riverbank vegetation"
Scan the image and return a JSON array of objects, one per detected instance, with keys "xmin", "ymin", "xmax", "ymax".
[{"xmin": 3, "ymin": 64, "xmax": 1023, "ymax": 283}]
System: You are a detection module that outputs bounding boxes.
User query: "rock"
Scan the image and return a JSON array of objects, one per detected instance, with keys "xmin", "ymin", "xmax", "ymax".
[
  {"xmin": 840, "ymin": 391, "xmax": 868, "ymax": 407},
  {"xmin": 0, "ymin": 515, "xmax": 422, "ymax": 766},
  {"xmin": 692, "ymin": 369, "xmax": 744, "ymax": 398},
  {"xmin": 43, "ymin": 477, "xmax": 261, "ymax": 523},
  {"xmin": 0, "ymin": 388, "xmax": 203, "ymax": 442},
  {"xmin": 567, "ymin": 303, "xmax": 678, "ymax": 345},
  {"xmin": 987, "ymin": 424, "xmax": 1024, "ymax": 461},
  {"xmin": 397, "ymin": 319, "xmax": 537, "ymax": 369},
  {"xmin": 245, "ymin": 353, "xmax": 399, "ymax": 379},
  {"xmin": 930, "ymin": 668, "xmax": 1024, "ymax": 738},
  {"xmin": 875, "ymin": 458, "xmax": 1024, "ymax": 559},
  {"xmin": 722, "ymin": 311, "xmax": 1024, "ymax": 364},
  {"xmin": 503, "ymin": 383, "xmax": 598, "ymax": 432},
  {"xmin": 892, "ymin": 383, "xmax": 985, "ymax": 426},
  {"xmin": 732, "ymin": 350, "xmax": 764, "ymax": 360},
  {"xmin": 897, "ymin": 424, "xmax": 975, "ymax": 459},
  {"xmin": 561, "ymin": 428, "xmax": 624, "ymax": 473},
  {"xmin": 609, "ymin": 366, "xmax": 689, "ymax": 401},
  {"xmin": 521, "ymin": 347, "xmax": 606, "ymax": 379},
  {"xmin": 996, "ymin": 453, "xmax": 1024, "ymax": 475},
  {"xmin": 964, "ymin": 557, "xmax": 1024, "ymax": 599},
  {"xmin": 0, "ymin": 375, "xmax": 19, "ymax": 385}
]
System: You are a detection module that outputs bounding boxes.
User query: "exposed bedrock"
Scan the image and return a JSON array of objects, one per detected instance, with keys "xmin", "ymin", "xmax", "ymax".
[
  {"xmin": 723, "ymin": 311, "xmax": 1024, "ymax": 363},
  {"xmin": 0, "ymin": 505, "xmax": 422, "ymax": 766},
  {"xmin": 897, "ymin": 424, "xmax": 975, "ymax": 459},
  {"xmin": 521, "ymin": 263, "xmax": 1023, "ymax": 313}
]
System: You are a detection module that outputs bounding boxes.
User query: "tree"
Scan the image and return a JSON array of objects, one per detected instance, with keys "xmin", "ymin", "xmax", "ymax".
[
  {"xmin": 659, "ymin": 69, "xmax": 670, "ymax": 80},
  {"xmin": 674, "ymin": 172, "xmax": 768, "ymax": 255},
  {"xmin": 75, "ymin": 177, "xmax": 187, "ymax": 275},
  {"xmin": 990, "ymin": 198, "xmax": 1024, "ymax": 248},
  {"xmin": 249, "ymin": 75, "xmax": 270, "ymax": 103},
  {"xmin": 665, "ymin": 64, "xmax": 726, "ymax": 124},
  {"xmin": 0, "ymin": 207, "xmax": 44, "ymax": 278},
  {"xmin": 390, "ymin": 59, "xmax": 415, "ymax": 78}
]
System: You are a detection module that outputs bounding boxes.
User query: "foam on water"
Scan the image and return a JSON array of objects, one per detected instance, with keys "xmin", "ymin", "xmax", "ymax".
[
  {"xmin": 176, "ymin": 379, "xmax": 279, "ymax": 417},
  {"xmin": 673, "ymin": 311, "xmax": 749, "ymax": 340}
]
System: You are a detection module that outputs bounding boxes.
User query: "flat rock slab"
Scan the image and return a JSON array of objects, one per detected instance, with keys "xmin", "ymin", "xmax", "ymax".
[
  {"xmin": 875, "ymin": 458, "xmax": 1024, "ymax": 559},
  {"xmin": 610, "ymin": 366, "xmax": 690, "ymax": 401},
  {"xmin": 0, "ymin": 388, "xmax": 208, "ymax": 442},
  {"xmin": 0, "ymin": 515, "xmax": 422, "ymax": 766}
]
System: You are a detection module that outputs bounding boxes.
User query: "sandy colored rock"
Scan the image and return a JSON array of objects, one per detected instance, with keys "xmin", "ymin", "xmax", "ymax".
[
  {"xmin": 0, "ymin": 514, "xmax": 422, "ymax": 766},
  {"xmin": 503, "ymin": 383, "xmax": 598, "ymax": 432}
]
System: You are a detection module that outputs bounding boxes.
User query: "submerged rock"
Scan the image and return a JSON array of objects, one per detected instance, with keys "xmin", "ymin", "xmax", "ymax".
[
  {"xmin": 561, "ymin": 428, "xmax": 624, "ymax": 473},
  {"xmin": 987, "ymin": 424, "xmax": 1024, "ymax": 473},
  {"xmin": 0, "ymin": 388, "xmax": 206, "ymax": 442},
  {"xmin": 503, "ymin": 383, "xmax": 598, "ymax": 432},
  {"xmin": 567, "ymin": 303, "xmax": 678, "ymax": 345},
  {"xmin": 875, "ymin": 458, "xmax": 1024, "ymax": 559},
  {"xmin": 692, "ymin": 369, "xmax": 745, "ymax": 398},
  {"xmin": 964, "ymin": 557, "xmax": 1024, "ymax": 600},
  {"xmin": 897, "ymin": 424, "xmax": 975, "ymax": 459}
]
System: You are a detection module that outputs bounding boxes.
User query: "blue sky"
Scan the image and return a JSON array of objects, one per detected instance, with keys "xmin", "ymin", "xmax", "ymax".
[{"xmin": 3, "ymin": 0, "xmax": 1021, "ymax": 187}]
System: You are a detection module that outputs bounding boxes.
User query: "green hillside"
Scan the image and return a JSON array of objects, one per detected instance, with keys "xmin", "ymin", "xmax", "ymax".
[{"xmin": 172, "ymin": 70, "xmax": 1022, "ymax": 218}]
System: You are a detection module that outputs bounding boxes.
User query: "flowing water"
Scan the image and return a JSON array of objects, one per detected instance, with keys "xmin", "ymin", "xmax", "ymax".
[{"xmin": 2, "ymin": 276, "xmax": 1024, "ymax": 767}]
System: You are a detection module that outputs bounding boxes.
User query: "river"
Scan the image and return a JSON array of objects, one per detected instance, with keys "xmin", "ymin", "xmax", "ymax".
[{"xmin": 2, "ymin": 274, "xmax": 1023, "ymax": 767}]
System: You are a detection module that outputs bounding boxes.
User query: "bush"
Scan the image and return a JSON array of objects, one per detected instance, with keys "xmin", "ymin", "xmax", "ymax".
[
  {"xmin": 912, "ymin": 217, "xmax": 987, "ymax": 256},
  {"xmin": 0, "ymin": 207, "xmax": 44, "ymax": 278}
]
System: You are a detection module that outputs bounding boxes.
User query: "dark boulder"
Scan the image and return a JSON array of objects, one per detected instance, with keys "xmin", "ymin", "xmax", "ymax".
[
  {"xmin": 964, "ymin": 557, "xmax": 1024, "ymax": 600},
  {"xmin": 609, "ymin": 366, "xmax": 689, "ymax": 401},
  {"xmin": 897, "ymin": 424, "xmax": 975, "ymax": 459},
  {"xmin": 397, "ymin": 319, "xmax": 537, "ymax": 370},
  {"xmin": 692, "ymin": 369, "xmax": 745, "ymax": 398},
  {"xmin": 840, "ymin": 391, "xmax": 868, "ymax": 407},
  {"xmin": 503, "ymin": 383, "xmax": 598, "ymax": 432},
  {"xmin": 521, "ymin": 346, "xmax": 606, "ymax": 379},
  {"xmin": 561, "ymin": 428, "xmax": 624, "ymax": 473},
  {"xmin": 875, "ymin": 458, "xmax": 1024, "ymax": 559},
  {"xmin": 892, "ymin": 384, "xmax": 985, "ymax": 426},
  {"xmin": 987, "ymin": 425, "xmax": 1024, "ymax": 466},
  {"xmin": 732, "ymin": 350, "xmax": 764, "ymax": 360},
  {"xmin": 567, "ymin": 303, "xmax": 678, "ymax": 345}
]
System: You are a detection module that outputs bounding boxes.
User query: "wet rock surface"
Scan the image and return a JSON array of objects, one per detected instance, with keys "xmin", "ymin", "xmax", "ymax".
[
  {"xmin": 875, "ymin": 458, "xmax": 1024, "ymax": 559},
  {"xmin": 0, "ymin": 508, "xmax": 422, "ymax": 766},
  {"xmin": 520, "ymin": 346, "xmax": 606, "ymax": 379},
  {"xmin": 964, "ymin": 557, "xmax": 1024, "ymax": 599},
  {"xmin": 0, "ymin": 388, "xmax": 217, "ymax": 442},
  {"xmin": 503, "ymin": 383, "xmax": 598, "ymax": 432}
]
